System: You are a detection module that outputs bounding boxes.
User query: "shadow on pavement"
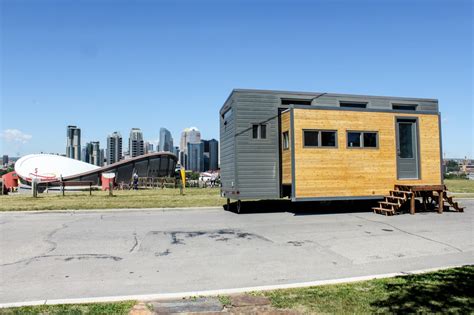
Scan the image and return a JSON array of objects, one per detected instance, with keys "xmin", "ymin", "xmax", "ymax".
[
  {"xmin": 371, "ymin": 265, "xmax": 473, "ymax": 313},
  {"xmin": 223, "ymin": 199, "xmax": 379, "ymax": 215}
]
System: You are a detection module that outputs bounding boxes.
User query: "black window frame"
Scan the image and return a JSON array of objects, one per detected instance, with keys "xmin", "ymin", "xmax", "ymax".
[
  {"xmin": 392, "ymin": 104, "xmax": 418, "ymax": 111},
  {"xmin": 303, "ymin": 129, "xmax": 338, "ymax": 148},
  {"xmin": 281, "ymin": 98, "xmax": 312, "ymax": 106},
  {"xmin": 282, "ymin": 131, "xmax": 290, "ymax": 150},
  {"xmin": 339, "ymin": 101, "xmax": 368, "ymax": 109},
  {"xmin": 252, "ymin": 123, "xmax": 268, "ymax": 140},
  {"xmin": 346, "ymin": 131, "xmax": 379, "ymax": 149}
]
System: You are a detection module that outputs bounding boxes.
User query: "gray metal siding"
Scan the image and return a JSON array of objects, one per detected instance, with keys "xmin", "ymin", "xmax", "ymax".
[
  {"xmin": 313, "ymin": 95, "xmax": 438, "ymax": 111},
  {"xmin": 219, "ymin": 100, "xmax": 236, "ymax": 192},
  {"xmin": 233, "ymin": 93, "xmax": 280, "ymax": 199}
]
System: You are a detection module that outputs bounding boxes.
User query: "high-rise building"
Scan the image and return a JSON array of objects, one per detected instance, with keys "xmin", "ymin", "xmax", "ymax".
[
  {"xmin": 201, "ymin": 139, "xmax": 219, "ymax": 171},
  {"xmin": 2, "ymin": 155, "xmax": 8, "ymax": 167},
  {"xmin": 187, "ymin": 142, "xmax": 204, "ymax": 172},
  {"xmin": 129, "ymin": 128, "xmax": 144, "ymax": 157},
  {"xmin": 81, "ymin": 142, "xmax": 93, "ymax": 163},
  {"xmin": 66, "ymin": 125, "xmax": 81, "ymax": 160},
  {"xmin": 173, "ymin": 146, "xmax": 180, "ymax": 160},
  {"xmin": 208, "ymin": 139, "xmax": 219, "ymax": 170},
  {"xmin": 180, "ymin": 127, "xmax": 201, "ymax": 168},
  {"xmin": 159, "ymin": 128, "xmax": 173, "ymax": 152},
  {"xmin": 107, "ymin": 131, "xmax": 123, "ymax": 165},
  {"xmin": 100, "ymin": 149, "xmax": 105, "ymax": 166},
  {"xmin": 144, "ymin": 141, "xmax": 154, "ymax": 154},
  {"xmin": 91, "ymin": 141, "xmax": 101, "ymax": 166}
]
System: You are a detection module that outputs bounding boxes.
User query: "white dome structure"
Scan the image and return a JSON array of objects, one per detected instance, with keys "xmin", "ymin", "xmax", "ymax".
[{"xmin": 15, "ymin": 154, "xmax": 100, "ymax": 182}]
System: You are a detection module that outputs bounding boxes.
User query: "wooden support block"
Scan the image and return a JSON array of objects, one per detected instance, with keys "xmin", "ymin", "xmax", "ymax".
[
  {"xmin": 438, "ymin": 190, "xmax": 444, "ymax": 214},
  {"xmin": 410, "ymin": 193, "xmax": 415, "ymax": 215}
]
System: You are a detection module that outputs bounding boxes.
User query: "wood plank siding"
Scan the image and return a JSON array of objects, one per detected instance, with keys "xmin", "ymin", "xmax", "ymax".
[
  {"xmin": 281, "ymin": 111, "xmax": 292, "ymax": 184},
  {"xmin": 291, "ymin": 108, "xmax": 441, "ymax": 199}
]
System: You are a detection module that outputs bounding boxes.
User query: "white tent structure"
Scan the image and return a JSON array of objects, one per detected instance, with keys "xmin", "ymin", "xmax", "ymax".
[{"xmin": 15, "ymin": 154, "xmax": 100, "ymax": 183}]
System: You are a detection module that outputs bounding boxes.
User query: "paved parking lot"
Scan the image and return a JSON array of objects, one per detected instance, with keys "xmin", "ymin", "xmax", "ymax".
[{"xmin": 1, "ymin": 200, "xmax": 473, "ymax": 304}]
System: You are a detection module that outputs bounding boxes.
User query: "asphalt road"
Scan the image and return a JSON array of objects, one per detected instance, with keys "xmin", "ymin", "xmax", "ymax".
[{"xmin": 1, "ymin": 201, "xmax": 473, "ymax": 304}]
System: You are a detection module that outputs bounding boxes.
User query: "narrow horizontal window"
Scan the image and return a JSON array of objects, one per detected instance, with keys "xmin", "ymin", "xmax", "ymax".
[
  {"xmin": 303, "ymin": 130, "xmax": 337, "ymax": 148},
  {"xmin": 281, "ymin": 99, "xmax": 312, "ymax": 106},
  {"xmin": 347, "ymin": 131, "xmax": 378, "ymax": 148},
  {"xmin": 282, "ymin": 131, "xmax": 289, "ymax": 150},
  {"xmin": 340, "ymin": 101, "xmax": 367, "ymax": 108},
  {"xmin": 392, "ymin": 104, "xmax": 417, "ymax": 111}
]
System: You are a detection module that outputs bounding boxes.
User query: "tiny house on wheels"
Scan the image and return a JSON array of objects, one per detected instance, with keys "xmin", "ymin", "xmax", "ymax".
[{"xmin": 219, "ymin": 89, "xmax": 448, "ymax": 213}]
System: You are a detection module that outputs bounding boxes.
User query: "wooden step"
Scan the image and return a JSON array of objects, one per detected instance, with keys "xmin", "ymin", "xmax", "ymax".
[
  {"xmin": 379, "ymin": 201, "xmax": 400, "ymax": 207},
  {"xmin": 390, "ymin": 190, "xmax": 412, "ymax": 195},
  {"xmin": 372, "ymin": 207, "xmax": 395, "ymax": 215},
  {"xmin": 385, "ymin": 195, "xmax": 405, "ymax": 200}
]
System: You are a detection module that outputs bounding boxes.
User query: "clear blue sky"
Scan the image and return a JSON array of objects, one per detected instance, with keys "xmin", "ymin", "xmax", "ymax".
[{"xmin": 1, "ymin": 0, "xmax": 472, "ymax": 158}]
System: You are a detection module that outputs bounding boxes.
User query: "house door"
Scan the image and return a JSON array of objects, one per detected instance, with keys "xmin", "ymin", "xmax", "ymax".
[{"xmin": 396, "ymin": 118, "xmax": 419, "ymax": 179}]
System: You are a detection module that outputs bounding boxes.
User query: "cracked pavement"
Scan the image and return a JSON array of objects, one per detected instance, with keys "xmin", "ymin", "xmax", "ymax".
[{"xmin": 0, "ymin": 201, "xmax": 473, "ymax": 304}]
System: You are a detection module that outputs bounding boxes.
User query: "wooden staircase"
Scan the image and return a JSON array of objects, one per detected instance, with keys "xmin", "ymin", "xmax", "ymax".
[
  {"xmin": 441, "ymin": 191, "xmax": 465, "ymax": 212},
  {"xmin": 373, "ymin": 184, "xmax": 464, "ymax": 216},
  {"xmin": 372, "ymin": 189, "xmax": 412, "ymax": 215}
]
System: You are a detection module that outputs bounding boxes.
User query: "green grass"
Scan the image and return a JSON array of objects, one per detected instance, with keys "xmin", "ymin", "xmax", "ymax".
[
  {"xmin": 444, "ymin": 179, "xmax": 474, "ymax": 193},
  {"xmin": 217, "ymin": 295, "xmax": 232, "ymax": 307},
  {"xmin": 252, "ymin": 265, "xmax": 473, "ymax": 314},
  {"xmin": 0, "ymin": 301, "xmax": 135, "ymax": 315},
  {"xmin": 0, "ymin": 188, "xmax": 224, "ymax": 211}
]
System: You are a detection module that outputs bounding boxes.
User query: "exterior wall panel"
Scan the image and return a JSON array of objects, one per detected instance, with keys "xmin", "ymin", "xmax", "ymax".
[
  {"xmin": 292, "ymin": 108, "xmax": 441, "ymax": 198},
  {"xmin": 233, "ymin": 93, "xmax": 280, "ymax": 199}
]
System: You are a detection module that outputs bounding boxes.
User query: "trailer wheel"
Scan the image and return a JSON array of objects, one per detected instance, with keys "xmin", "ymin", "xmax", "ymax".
[
  {"xmin": 236, "ymin": 200, "xmax": 242, "ymax": 214},
  {"xmin": 226, "ymin": 198, "xmax": 230, "ymax": 210}
]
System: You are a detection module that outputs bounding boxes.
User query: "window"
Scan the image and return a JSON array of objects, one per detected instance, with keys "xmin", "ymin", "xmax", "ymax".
[
  {"xmin": 304, "ymin": 131, "xmax": 319, "ymax": 147},
  {"xmin": 347, "ymin": 131, "xmax": 378, "ymax": 148},
  {"xmin": 303, "ymin": 130, "xmax": 337, "ymax": 148},
  {"xmin": 339, "ymin": 101, "xmax": 367, "ymax": 108},
  {"xmin": 347, "ymin": 132, "xmax": 361, "ymax": 147},
  {"xmin": 282, "ymin": 131, "xmax": 289, "ymax": 150},
  {"xmin": 260, "ymin": 124, "xmax": 267, "ymax": 139},
  {"xmin": 281, "ymin": 99, "xmax": 312, "ymax": 106},
  {"xmin": 252, "ymin": 125, "xmax": 259, "ymax": 139},
  {"xmin": 252, "ymin": 124, "xmax": 267, "ymax": 139},
  {"xmin": 321, "ymin": 131, "xmax": 336, "ymax": 147},
  {"xmin": 222, "ymin": 108, "xmax": 233, "ymax": 119},
  {"xmin": 363, "ymin": 132, "xmax": 377, "ymax": 147},
  {"xmin": 392, "ymin": 104, "xmax": 417, "ymax": 111}
]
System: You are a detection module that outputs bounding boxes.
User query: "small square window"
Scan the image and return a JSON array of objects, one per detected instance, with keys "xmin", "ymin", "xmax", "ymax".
[
  {"xmin": 252, "ymin": 125, "xmax": 259, "ymax": 139},
  {"xmin": 321, "ymin": 131, "xmax": 336, "ymax": 147},
  {"xmin": 260, "ymin": 124, "xmax": 267, "ymax": 139},
  {"xmin": 347, "ymin": 132, "xmax": 361, "ymax": 147},
  {"xmin": 282, "ymin": 131, "xmax": 289, "ymax": 150},
  {"xmin": 304, "ymin": 131, "xmax": 319, "ymax": 147},
  {"xmin": 363, "ymin": 132, "xmax": 377, "ymax": 147}
]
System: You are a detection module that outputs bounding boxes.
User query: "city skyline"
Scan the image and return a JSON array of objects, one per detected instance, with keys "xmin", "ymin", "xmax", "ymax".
[
  {"xmin": 1, "ymin": 1, "xmax": 472, "ymax": 158},
  {"xmin": 64, "ymin": 125, "xmax": 217, "ymax": 171}
]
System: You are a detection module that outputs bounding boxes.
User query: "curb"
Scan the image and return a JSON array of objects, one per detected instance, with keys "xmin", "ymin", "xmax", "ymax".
[
  {"xmin": 0, "ymin": 264, "xmax": 465, "ymax": 309},
  {"xmin": 0, "ymin": 206, "xmax": 224, "ymax": 215}
]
